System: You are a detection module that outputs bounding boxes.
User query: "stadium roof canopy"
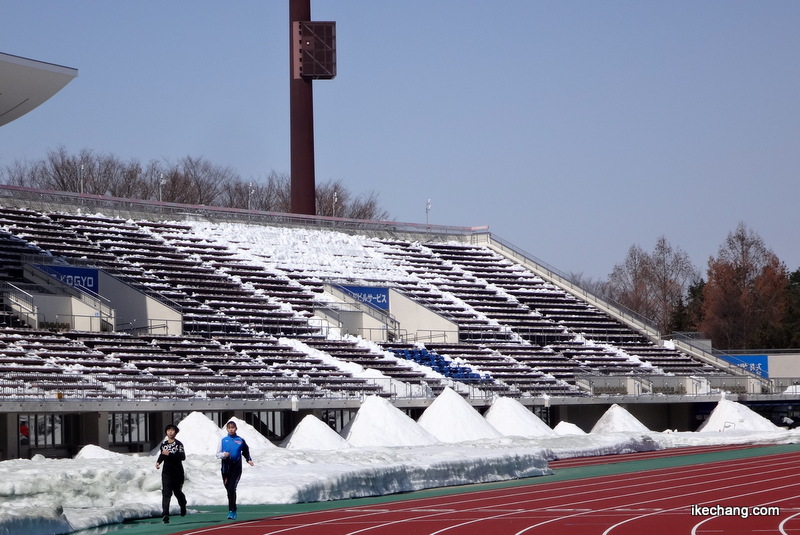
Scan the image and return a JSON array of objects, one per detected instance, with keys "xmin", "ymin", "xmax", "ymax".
[{"xmin": 0, "ymin": 52, "xmax": 78, "ymax": 127}]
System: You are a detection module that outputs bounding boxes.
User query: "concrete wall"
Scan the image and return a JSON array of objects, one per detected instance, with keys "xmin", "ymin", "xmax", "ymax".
[
  {"xmin": 338, "ymin": 309, "xmax": 388, "ymax": 342},
  {"xmin": 21, "ymin": 266, "xmax": 180, "ymax": 333},
  {"xmin": 768, "ymin": 353, "xmax": 800, "ymax": 378},
  {"xmin": 34, "ymin": 294, "xmax": 102, "ymax": 331},
  {"xmin": 389, "ymin": 289, "xmax": 459, "ymax": 343},
  {"xmin": 99, "ymin": 271, "xmax": 182, "ymax": 334}
]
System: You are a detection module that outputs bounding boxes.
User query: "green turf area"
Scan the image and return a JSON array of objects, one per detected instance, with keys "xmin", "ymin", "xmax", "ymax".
[{"xmin": 75, "ymin": 443, "xmax": 800, "ymax": 535}]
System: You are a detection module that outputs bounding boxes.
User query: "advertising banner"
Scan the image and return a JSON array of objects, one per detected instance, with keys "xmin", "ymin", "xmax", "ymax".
[
  {"xmin": 341, "ymin": 286, "xmax": 389, "ymax": 311},
  {"xmin": 34, "ymin": 265, "xmax": 99, "ymax": 294},
  {"xmin": 718, "ymin": 354, "xmax": 769, "ymax": 378}
]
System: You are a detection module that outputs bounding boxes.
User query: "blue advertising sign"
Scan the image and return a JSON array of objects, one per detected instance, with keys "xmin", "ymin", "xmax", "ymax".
[
  {"xmin": 34, "ymin": 265, "xmax": 100, "ymax": 294},
  {"xmin": 718, "ymin": 354, "xmax": 769, "ymax": 378},
  {"xmin": 341, "ymin": 286, "xmax": 389, "ymax": 311}
]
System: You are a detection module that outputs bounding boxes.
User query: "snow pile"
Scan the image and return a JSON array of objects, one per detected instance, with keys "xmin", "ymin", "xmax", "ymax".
[
  {"xmin": 341, "ymin": 395, "xmax": 440, "ymax": 447},
  {"xmin": 73, "ymin": 445, "xmax": 128, "ymax": 461},
  {"xmin": 553, "ymin": 421, "xmax": 587, "ymax": 435},
  {"xmin": 167, "ymin": 411, "xmax": 225, "ymax": 456},
  {"xmin": 590, "ymin": 404, "xmax": 651, "ymax": 434},
  {"xmin": 417, "ymin": 387, "xmax": 503, "ymax": 442},
  {"xmin": 484, "ymin": 397, "xmax": 556, "ymax": 437},
  {"xmin": 282, "ymin": 415, "xmax": 351, "ymax": 450},
  {"xmin": 159, "ymin": 413, "xmax": 276, "ymax": 457},
  {"xmin": 697, "ymin": 398, "xmax": 781, "ymax": 433},
  {"xmin": 225, "ymin": 416, "xmax": 279, "ymax": 451}
]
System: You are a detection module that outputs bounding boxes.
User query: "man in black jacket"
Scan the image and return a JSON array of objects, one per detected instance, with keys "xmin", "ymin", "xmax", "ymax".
[{"xmin": 155, "ymin": 424, "xmax": 187, "ymax": 523}]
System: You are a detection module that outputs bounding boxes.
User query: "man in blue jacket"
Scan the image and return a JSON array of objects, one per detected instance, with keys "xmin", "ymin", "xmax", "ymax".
[
  {"xmin": 155, "ymin": 424, "xmax": 187, "ymax": 523},
  {"xmin": 216, "ymin": 420, "xmax": 254, "ymax": 520}
]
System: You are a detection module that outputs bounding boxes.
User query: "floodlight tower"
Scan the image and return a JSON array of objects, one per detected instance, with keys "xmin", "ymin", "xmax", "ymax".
[{"xmin": 289, "ymin": 0, "xmax": 336, "ymax": 215}]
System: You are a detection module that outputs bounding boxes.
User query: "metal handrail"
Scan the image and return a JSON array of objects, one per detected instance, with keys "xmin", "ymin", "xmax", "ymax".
[
  {"xmin": 0, "ymin": 184, "xmax": 487, "ymax": 239},
  {"xmin": 475, "ymin": 231, "xmax": 660, "ymax": 334}
]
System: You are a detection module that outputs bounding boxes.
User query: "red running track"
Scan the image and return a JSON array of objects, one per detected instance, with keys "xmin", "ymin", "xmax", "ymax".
[
  {"xmin": 547, "ymin": 443, "xmax": 762, "ymax": 469},
  {"xmin": 176, "ymin": 447, "xmax": 800, "ymax": 535}
]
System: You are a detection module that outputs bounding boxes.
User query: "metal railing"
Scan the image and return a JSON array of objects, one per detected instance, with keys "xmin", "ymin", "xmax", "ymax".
[
  {"xmin": 0, "ymin": 184, "xmax": 488, "ymax": 241},
  {"xmin": 666, "ymin": 333, "xmax": 773, "ymax": 389},
  {"xmin": 0, "ymin": 377, "xmax": 461, "ymax": 404},
  {"xmin": 2, "ymin": 282, "xmax": 39, "ymax": 327},
  {"xmin": 474, "ymin": 232, "xmax": 661, "ymax": 336},
  {"xmin": 24, "ymin": 263, "xmax": 115, "ymax": 326}
]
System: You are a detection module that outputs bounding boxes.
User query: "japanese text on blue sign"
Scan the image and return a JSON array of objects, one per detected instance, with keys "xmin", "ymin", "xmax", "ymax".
[{"xmin": 341, "ymin": 286, "xmax": 389, "ymax": 310}]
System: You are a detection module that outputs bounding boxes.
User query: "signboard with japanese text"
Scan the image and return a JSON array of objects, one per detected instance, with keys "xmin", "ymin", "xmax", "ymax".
[
  {"xmin": 718, "ymin": 354, "xmax": 769, "ymax": 378},
  {"xmin": 341, "ymin": 286, "xmax": 389, "ymax": 311}
]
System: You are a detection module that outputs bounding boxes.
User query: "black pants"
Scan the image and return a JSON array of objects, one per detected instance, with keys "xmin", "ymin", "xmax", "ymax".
[
  {"xmin": 222, "ymin": 462, "xmax": 243, "ymax": 512},
  {"xmin": 162, "ymin": 474, "xmax": 187, "ymax": 517}
]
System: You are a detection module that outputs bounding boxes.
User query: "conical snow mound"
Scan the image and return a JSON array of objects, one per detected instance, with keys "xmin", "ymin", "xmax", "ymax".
[
  {"xmin": 417, "ymin": 387, "xmax": 503, "ymax": 443},
  {"xmin": 218, "ymin": 416, "xmax": 277, "ymax": 453},
  {"xmin": 282, "ymin": 414, "xmax": 351, "ymax": 450},
  {"xmin": 484, "ymin": 397, "xmax": 555, "ymax": 437},
  {"xmin": 697, "ymin": 399, "xmax": 780, "ymax": 433},
  {"xmin": 553, "ymin": 421, "xmax": 586, "ymax": 435},
  {"xmin": 590, "ymin": 404, "xmax": 650, "ymax": 433},
  {"xmin": 342, "ymin": 395, "xmax": 440, "ymax": 447},
  {"xmin": 175, "ymin": 411, "xmax": 226, "ymax": 455}
]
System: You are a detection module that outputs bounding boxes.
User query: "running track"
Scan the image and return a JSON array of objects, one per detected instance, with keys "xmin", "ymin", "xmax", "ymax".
[{"xmin": 175, "ymin": 445, "xmax": 800, "ymax": 535}]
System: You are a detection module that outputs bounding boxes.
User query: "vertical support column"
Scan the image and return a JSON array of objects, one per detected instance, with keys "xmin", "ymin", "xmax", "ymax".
[
  {"xmin": 81, "ymin": 412, "xmax": 109, "ymax": 450},
  {"xmin": 152, "ymin": 412, "xmax": 173, "ymax": 449},
  {"xmin": 0, "ymin": 414, "xmax": 20, "ymax": 460},
  {"xmin": 290, "ymin": 0, "xmax": 316, "ymax": 215}
]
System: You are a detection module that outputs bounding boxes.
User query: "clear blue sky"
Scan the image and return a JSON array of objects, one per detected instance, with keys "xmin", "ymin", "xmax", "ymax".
[{"xmin": 2, "ymin": 1, "xmax": 799, "ymax": 280}]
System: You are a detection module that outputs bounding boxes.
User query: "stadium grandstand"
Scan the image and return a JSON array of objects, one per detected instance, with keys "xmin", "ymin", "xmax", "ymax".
[{"xmin": 1, "ymin": 184, "xmax": 793, "ymax": 460}]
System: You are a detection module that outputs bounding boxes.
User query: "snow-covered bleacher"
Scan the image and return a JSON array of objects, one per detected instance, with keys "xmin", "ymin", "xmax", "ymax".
[{"xmin": 0, "ymin": 200, "xmax": 739, "ymax": 403}]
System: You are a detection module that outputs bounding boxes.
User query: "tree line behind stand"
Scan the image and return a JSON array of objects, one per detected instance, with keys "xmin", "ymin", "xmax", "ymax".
[
  {"xmin": 1, "ymin": 147, "xmax": 388, "ymax": 221},
  {"xmin": 574, "ymin": 225, "xmax": 800, "ymax": 351}
]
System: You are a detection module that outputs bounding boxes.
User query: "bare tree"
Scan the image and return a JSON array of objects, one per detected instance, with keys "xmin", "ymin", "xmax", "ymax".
[
  {"xmin": 172, "ymin": 156, "xmax": 237, "ymax": 205},
  {"xmin": 784, "ymin": 269, "xmax": 800, "ymax": 348},
  {"xmin": 220, "ymin": 179, "xmax": 252, "ymax": 209},
  {"xmin": 2, "ymin": 148, "xmax": 390, "ymax": 220},
  {"xmin": 569, "ymin": 272, "xmax": 608, "ymax": 297},
  {"xmin": 2, "ymin": 159, "xmax": 36, "ymax": 187},
  {"xmin": 606, "ymin": 244, "xmax": 656, "ymax": 320},
  {"xmin": 11, "ymin": 146, "xmax": 97, "ymax": 193},
  {"xmin": 265, "ymin": 171, "xmax": 292, "ymax": 212},
  {"xmin": 345, "ymin": 190, "xmax": 390, "ymax": 220},
  {"xmin": 605, "ymin": 237, "xmax": 699, "ymax": 333},
  {"xmin": 316, "ymin": 178, "xmax": 389, "ymax": 220},
  {"xmin": 316, "ymin": 179, "xmax": 343, "ymax": 217},
  {"xmin": 649, "ymin": 237, "xmax": 699, "ymax": 333},
  {"xmin": 102, "ymin": 156, "xmax": 150, "ymax": 200}
]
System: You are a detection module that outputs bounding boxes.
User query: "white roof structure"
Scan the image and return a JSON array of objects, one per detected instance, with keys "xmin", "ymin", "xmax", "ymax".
[{"xmin": 0, "ymin": 52, "xmax": 77, "ymax": 127}]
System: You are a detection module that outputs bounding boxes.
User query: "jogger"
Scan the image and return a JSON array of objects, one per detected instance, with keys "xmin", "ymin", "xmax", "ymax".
[
  {"xmin": 216, "ymin": 420, "xmax": 254, "ymax": 520},
  {"xmin": 155, "ymin": 424, "xmax": 187, "ymax": 523}
]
